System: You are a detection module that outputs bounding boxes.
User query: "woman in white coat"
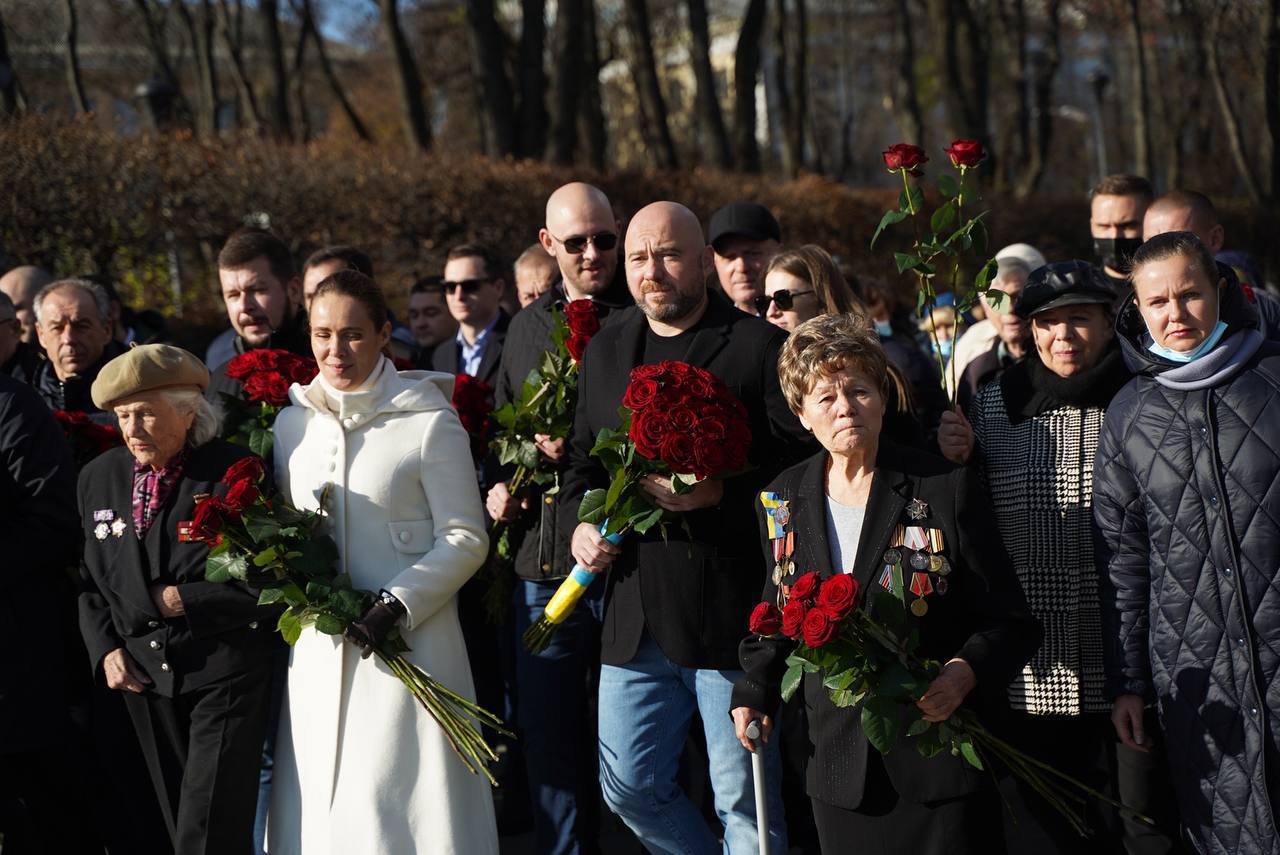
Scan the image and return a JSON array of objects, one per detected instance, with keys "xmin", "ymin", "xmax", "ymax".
[{"xmin": 267, "ymin": 270, "xmax": 498, "ymax": 855}]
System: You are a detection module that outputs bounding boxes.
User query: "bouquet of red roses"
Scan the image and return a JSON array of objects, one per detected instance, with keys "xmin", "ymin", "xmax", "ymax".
[
  {"xmin": 219, "ymin": 349, "xmax": 318, "ymax": 459},
  {"xmin": 522, "ymin": 359, "xmax": 751, "ymax": 652},
  {"xmin": 184, "ymin": 455, "xmax": 510, "ymax": 784},
  {"xmin": 451, "ymin": 373, "xmax": 494, "ymax": 461},
  {"xmin": 751, "ymin": 570, "xmax": 1148, "ymax": 835},
  {"xmin": 53, "ymin": 409, "xmax": 123, "ymax": 468}
]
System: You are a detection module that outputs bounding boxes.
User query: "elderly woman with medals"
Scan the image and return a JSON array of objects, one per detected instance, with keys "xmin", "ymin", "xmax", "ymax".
[
  {"xmin": 729, "ymin": 313, "xmax": 1040, "ymax": 854},
  {"xmin": 77, "ymin": 344, "xmax": 280, "ymax": 855}
]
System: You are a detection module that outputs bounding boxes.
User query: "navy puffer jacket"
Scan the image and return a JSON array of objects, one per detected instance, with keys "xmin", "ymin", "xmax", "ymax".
[{"xmin": 1093, "ymin": 281, "xmax": 1280, "ymax": 854}]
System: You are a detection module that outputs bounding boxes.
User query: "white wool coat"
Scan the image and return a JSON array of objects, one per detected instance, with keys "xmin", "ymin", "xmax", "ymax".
[{"xmin": 267, "ymin": 359, "xmax": 498, "ymax": 855}]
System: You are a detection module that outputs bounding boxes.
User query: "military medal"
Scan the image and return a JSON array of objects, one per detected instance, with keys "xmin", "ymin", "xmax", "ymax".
[
  {"xmin": 110, "ymin": 518, "xmax": 127, "ymax": 538},
  {"xmin": 927, "ymin": 528, "xmax": 945, "ymax": 552},
  {"xmin": 909, "ymin": 550, "xmax": 929, "ymax": 570},
  {"xmin": 93, "ymin": 522, "xmax": 109, "ymax": 541},
  {"xmin": 906, "ymin": 497, "xmax": 929, "ymax": 520},
  {"xmin": 879, "ymin": 565, "xmax": 894, "ymax": 591},
  {"xmin": 761, "ymin": 492, "xmax": 795, "ymax": 588},
  {"xmin": 93, "ymin": 509, "xmax": 115, "ymax": 522},
  {"xmin": 936, "ymin": 578, "xmax": 950, "ymax": 595},
  {"xmin": 903, "ymin": 526, "xmax": 928, "ymax": 551},
  {"xmin": 909, "ymin": 572, "xmax": 933, "ymax": 616},
  {"xmin": 889, "ymin": 525, "xmax": 905, "ymax": 548},
  {"xmin": 929, "ymin": 554, "xmax": 945, "ymax": 572},
  {"xmin": 883, "ymin": 547, "xmax": 902, "ymax": 566}
]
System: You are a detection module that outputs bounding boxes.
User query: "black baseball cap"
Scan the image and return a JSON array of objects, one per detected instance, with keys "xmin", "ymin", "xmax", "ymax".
[
  {"xmin": 709, "ymin": 202, "xmax": 781, "ymax": 252},
  {"xmin": 1014, "ymin": 260, "xmax": 1117, "ymax": 318}
]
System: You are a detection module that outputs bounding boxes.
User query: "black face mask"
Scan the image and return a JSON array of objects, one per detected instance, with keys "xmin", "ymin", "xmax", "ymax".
[{"xmin": 1094, "ymin": 236, "xmax": 1143, "ymax": 274}]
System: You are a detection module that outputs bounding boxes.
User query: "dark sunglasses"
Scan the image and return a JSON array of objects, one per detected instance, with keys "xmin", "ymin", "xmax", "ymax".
[
  {"xmin": 754, "ymin": 289, "xmax": 814, "ymax": 314},
  {"xmin": 550, "ymin": 231, "xmax": 618, "ymax": 254},
  {"xmin": 442, "ymin": 278, "xmax": 492, "ymax": 296}
]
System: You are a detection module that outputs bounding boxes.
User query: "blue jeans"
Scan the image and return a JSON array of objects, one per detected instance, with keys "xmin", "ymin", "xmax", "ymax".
[
  {"xmin": 597, "ymin": 633, "xmax": 787, "ymax": 855},
  {"xmin": 515, "ymin": 578, "xmax": 607, "ymax": 855}
]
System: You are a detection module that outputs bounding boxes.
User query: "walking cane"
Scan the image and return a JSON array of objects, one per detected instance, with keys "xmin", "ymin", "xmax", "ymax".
[{"xmin": 745, "ymin": 719, "xmax": 771, "ymax": 855}]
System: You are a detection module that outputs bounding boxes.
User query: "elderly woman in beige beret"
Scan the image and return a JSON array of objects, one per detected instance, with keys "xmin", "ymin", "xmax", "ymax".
[{"xmin": 78, "ymin": 343, "xmax": 280, "ymax": 855}]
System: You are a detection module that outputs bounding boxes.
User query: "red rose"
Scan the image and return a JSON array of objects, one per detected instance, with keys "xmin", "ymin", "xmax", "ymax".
[
  {"xmin": 564, "ymin": 300, "xmax": 601, "ymax": 336},
  {"xmin": 226, "ymin": 349, "xmax": 280, "ymax": 380},
  {"xmin": 668, "ymin": 407, "xmax": 697, "ymax": 432},
  {"xmin": 698, "ymin": 416, "xmax": 727, "ymax": 441},
  {"xmin": 801, "ymin": 607, "xmax": 838, "ymax": 648},
  {"xmin": 190, "ymin": 497, "xmax": 227, "ymax": 541},
  {"xmin": 629, "ymin": 409, "xmax": 670, "ymax": 458},
  {"xmin": 660, "ymin": 432, "xmax": 697, "ymax": 474},
  {"xmin": 224, "ymin": 479, "xmax": 261, "ymax": 511},
  {"xmin": 790, "ymin": 571, "xmax": 821, "ymax": 602},
  {"xmin": 944, "ymin": 138, "xmax": 985, "ymax": 168},
  {"xmin": 882, "ymin": 143, "xmax": 928, "ymax": 174},
  {"xmin": 623, "ymin": 377, "xmax": 660, "ymax": 412},
  {"xmin": 781, "ymin": 600, "xmax": 808, "ymax": 638},
  {"xmin": 567, "ymin": 334, "xmax": 590, "ymax": 363},
  {"xmin": 817, "ymin": 573, "xmax": 859, "ymax": 618},
  {"xmin": 748, "ymin": 602, "xmax": 782, "ymax": 636},
  {"xmin": 222, "ymin": 456, "xmax": 266, "ymax": 486},
  {"xmin": 692, "ymin": 440, "xmax": 727, "ymax": 479},
  {"xmin": 631, "ymin": 364, "xmax": 665, "ymax": 381},
  {"xmin": 242, "ymin": 372, "xmax": 291, "ymax": 406}
]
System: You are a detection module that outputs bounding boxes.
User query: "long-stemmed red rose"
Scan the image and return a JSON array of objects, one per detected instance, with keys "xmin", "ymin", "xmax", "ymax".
[{"xmin": 219, "ymin": 349, "xmax": 319, "ymax": 460}]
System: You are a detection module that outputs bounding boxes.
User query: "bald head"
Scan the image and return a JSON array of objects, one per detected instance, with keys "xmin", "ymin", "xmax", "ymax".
[
  {"xmin": 1143, "ymin": 190, "xmax": 1224, "ymax": 254},
  {"xmin": 624, "ymin": 202, "xmax": 711, "ymax": 327},
  {"xmin": 0, "ymin": 265, "xmax": 54, "ymax": 344},
  {"xmin": 539, "ymin": 182, "xmax": 619, "ymax": 299}
]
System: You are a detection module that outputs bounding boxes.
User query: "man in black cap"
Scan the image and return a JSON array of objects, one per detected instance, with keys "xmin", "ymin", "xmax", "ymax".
[{"xmin": 708, "ymin": 201, "xmax": 781, "ymax": 315}]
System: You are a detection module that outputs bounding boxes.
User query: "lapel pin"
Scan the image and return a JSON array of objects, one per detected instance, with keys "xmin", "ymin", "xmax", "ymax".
[
  {"xmin": 111, "ymin": 518, "xmax": 127, "ymax": 538},
  {"xmin": 906, "ymin": 497, "xmax": 930, "ymax": 520},
  {"xmin": 93, "ymin": 522, "xmax": 109, "ymax": 541}
]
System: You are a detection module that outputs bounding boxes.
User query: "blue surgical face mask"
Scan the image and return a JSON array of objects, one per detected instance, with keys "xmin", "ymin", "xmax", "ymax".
[
  {"xmin": 874, "ymin": 319, "xmax": 894, "ymax": 338},
  {"xmin": 932, "ymin": 338, "xmax": 954, "ymax": 360},
  {"xmin": 1147, "ymin": 319, "xmax": 1228, "ymax": 363}
]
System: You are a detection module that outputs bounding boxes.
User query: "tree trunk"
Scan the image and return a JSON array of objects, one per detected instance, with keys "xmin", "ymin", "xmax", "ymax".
[
  {"xmin": 892, "ymin": 0, "xmax": 924, "ymax": 143},
  {"xmin": 687, "ymin": 0, "xmax": 732, "ymax": 168},
  {"xmin": 579, "ymin": 0, "xmax": 607, "ymax": 169},
  {"xmin": 260, "ymin": 0, "xmax": 293, "ymax": 140},
  {"xmin": 289, "ymin": 6, "xmax": 311, "ymax": 143},
  {"xmin": 516, "ymin": 0, "xmax": 547, "ymax": 159},
  {"xmin": 623, "ymin": 0, "xmax": 678, "ymax": 169},
  {"xmin": 1014, "ymin": 0, "xmax": 1060, "ymax": 198},
  {"xmin": 216, "ymin": 0, "xmax": 263, "ymax": 132},
  {"xmin": 772, "ymin": 0, "xmax": 799, "ymax": 176},
  {"xmin": 551, "ymin": 0, "xmax": 585, "ymax": 164},
  {"xmin": 379, "ymin": 0, "xmax": 432, "ymax": 150},
  {"xmin": 62, "ymin": 0, "xmax": 90, "ymax": 114},
  {"xmin": 994, "ymin": 0, "xmax": 1028, "ymax": 190},
  {"xmin": 733, "ymin": 0, "xmax": 767, "ymax": 171},
  {"xmin": 465, "ymin": 0, "xmax": 517, "ymax": 157},
  {"xmin": 791, "ymin": 0, "xmax": 808, "ymax": 173},
  {"xmin": 1125, "ymin": 0, "xmax": 1153, "ymax": 178},
  {"xmin": 131, "ymin": 0, "xmax": 192, "ymax": 125},
  {"xmin": 177, "ymin": 0, "xmax": 221, "ymax": 135},
  {"xmin": 1205, "ymin": 2, "xmax": 1264, "ymax": 204},
  {"xmin": 1267, "ymin": 0, "xmax": 1280, "ymax": 201},
  {"xmin": 0, "ymin": 8, "xmax": 25, "ymax": 115},
  {"xmin": 298, "ymin": 0, "xmax": 370, "ymax": 142}
]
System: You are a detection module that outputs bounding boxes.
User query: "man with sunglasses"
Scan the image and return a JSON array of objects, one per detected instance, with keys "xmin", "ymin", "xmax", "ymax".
[
  {"xmin": 709, "ymin": 201, "xmax": 782, "ymax": 315},
  {"xmin": 486, "ymin": 182, "xmax": 631, "ymax": 854},
  {"xmin": 431, "ymin": 243, "xmax": 510, "ymax": 388}
]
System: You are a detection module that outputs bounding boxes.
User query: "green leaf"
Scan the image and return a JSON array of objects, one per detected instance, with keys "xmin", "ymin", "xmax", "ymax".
[
  {"xmin": 974, "ymin": 257, "xmax": 999, "ymax": 291},
  {"xmin": 245, "ymin": 516, "xmax": 281, "ymax": 545},
  {"xmin": 278, "ymin": 609, "xmax": 303, "ymax": 645},
  {"xmin": 860, "ymin": 695, "xmax": 901, "ymax": 754},
  {"xmin": 333, "ymin": 589, "xmax": 368, "ymax": 620},
  {"xmin": 930, "ymin": 200, "xmax": 956, "ymax": 234},
  {"xmin": 252, "ymin": 545, "xmax": 281, "ymax": 567},
  {"xmin": 906, "ymin": 716, "xmax": 932, "ymax": 737},
  {"xmin": 258, "ymin": 587, "xmax": 286, "ymax": 606},
  {"xmin": 314, "ymin": 613, "xmax": 345, "ymax": 636},
  {"xmin": 959, "ymin": 739, "xmax": 984, "ymax": 770},
  {"xmin": 937, "ymin": 173, "xmax": 959, "ymax": 198},
  {"xmin": 305, "ymin": 580, "xmax": 332, "ymax": 600},
  {"xmin": 249, "ymin": 428, "xmax": 273, "ymax": 460},
  {"xmin": 517, "ymin": 442, "xmax": 541, "ymax": 471},
  {"xmin": 970, "ymin": 216, "xmax": 989, "ymax": 253},
  {"xmin": 578, "ymin": 488, "xmax": 607, "ymax": 524},
  {"xmin": 631, "ymin": 507, "xmax": 666, "ymax": 535},
  {"xmin": 603, "ymin": 470, "xmax": 628, "ymax": 514},
  {"xmin": 915, "ymin": 725, "xmax": 944, "ymax": 758},
  {"xmin": 781, "ymin": 662, "xmax": 803, "ymax": 702},
  {"xmin": 207, "ymin": 550, "xmax": 248, "ymax": 583},
  {"xmin": 876, "ymin": 662, "xmax": 920, "ymax": 700},
  {"xmin": 895, "ymin": 252, "xmax": 924, "ymax": 274},
  {"xmin": 870, "ymin": 209, "xmax": 909, "ymax": 249},
  {"xmin": 279, "ymin": 581, "xmax": 308, "ymax": 606},
  {"xmin": 287, "ymin": 539, "xmax": 337, "ymax": 576}
]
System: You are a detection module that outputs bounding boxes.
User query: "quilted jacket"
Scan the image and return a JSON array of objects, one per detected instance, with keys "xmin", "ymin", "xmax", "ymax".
[{"xmin": 1093, "ymin": 282, "xmax": 1280, "ymax": 854}]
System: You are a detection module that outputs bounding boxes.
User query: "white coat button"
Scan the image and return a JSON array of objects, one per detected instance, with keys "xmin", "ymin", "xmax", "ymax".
[
  {"xmin": 398, "ymin": 530, "xmax": 411, "ymax": 543},
  {"xmin": 328, "ymin": 462, "xmax": 337, "ymax": 472},
  {"xmin": 351, "ymin": 414, "xmax": 361, "ymax": 423},
  {"xmin": 342, "ymin": 418, "xmax": 355, "ymax": 429}
]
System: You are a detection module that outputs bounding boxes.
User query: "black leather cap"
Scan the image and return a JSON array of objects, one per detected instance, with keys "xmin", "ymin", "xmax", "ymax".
[
  {"xmin": 1014, "ymin": 260, "xmax": 1117, "ymax": 318},
  {"xmin": 709, "ymin": 202, "xmax": 781, "ymax": 251}
]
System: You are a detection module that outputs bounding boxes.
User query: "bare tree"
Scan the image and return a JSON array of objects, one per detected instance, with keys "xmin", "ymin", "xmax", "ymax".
[
  {"xmin": 0, "ymin": 7, "xmax": 25, "ymax": 115},
  {"xmin": 1267, "ymin": 0, "xmax": 1280, "ymax": 201},
  {"xmin": 517, "ymin": 0, "xmax": 548, "ymax": 158},
  {"xmin": 623, "ymin": 0, "xmax": 678, "ymax": 169},
  {"xmin": 379, "ymin": 0, "xmax": 432, "ymax": 150},
  {"xmin": 551, "ymin": 0, "xmax": 585, "ymax": 164},
  {"xmin": 890, "ymin": 0, "xmax": 925, "ymax": 145},
  {"xmin": 216, "ymin": 0, "xmax": 263, "ymax": 132},
  {"xmin": 1125, "ymin": 0, "xmax": 1153, "ymax": 178},
  {"xmin": 1015, "ymin": 0, "xmax": 1061, "ymax": 197},
  {"xmin": 687, "ymin": 0, "xmax": 731, "ymax": 168},
  {"xmin": 132, "ymin": 0, "xmax": 192, "ymax": 125},
  {"xmin": 176, "ymin": 0, "xmax": 221, "ymax": 136},
  {"xmin": 465, "ymin": 0, "xmax": 517, "ymax": 156},
  {"xmin": 295, "ymin": 0, "xmax": 371, "ymax": 142},
  {"xmin": 1204, "ymin": 1, "xmax": 1263, "ymax": 204},
  {"xmin": 261, "ymin": 0, "xmax": 294, "ymax": 140},
  {"xmin": 732, "ymin": 0, "xmax": 767, "ymax": 171},
  {"xmin": 62, "ymin": 0, "xmax": 90, "ymax": 114},
  {"xmin": 772, "ymin": 0, "xmax": 801, "ymax": 176},
  {"xmin": 579, "ymin": 0, "xmax": 608, "ymax": 168},
  {"xmin": 289, "ymin": 5, "xmax": 311, "ymax": 142}
]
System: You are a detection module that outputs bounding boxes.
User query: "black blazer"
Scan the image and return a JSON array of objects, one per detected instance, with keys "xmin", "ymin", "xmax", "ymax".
[
  {"xmin": 77, "ymin": 441, "xmax": 281, "ymax": 698},
  {"xmin": 560, "ymin": 293, "xmax": 814, "ymax": 670},
  {"xmin": 731, "ymin": 444, "xmax": 1041, "ymax": 810},
  {"xmin": 431, "ymin": 309, "xmax": 511, "ymax": 389}
]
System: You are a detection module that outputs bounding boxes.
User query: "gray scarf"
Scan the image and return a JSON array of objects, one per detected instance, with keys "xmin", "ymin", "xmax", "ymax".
[{"xmin": 1153, "ymin": 328, "xmax": 1265, "ymax": 391}]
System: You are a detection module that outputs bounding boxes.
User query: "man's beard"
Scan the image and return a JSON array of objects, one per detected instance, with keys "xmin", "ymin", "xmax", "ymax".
[{"xmin": 636, "ymin": 282, "xmax": 704, "ymax": 322}]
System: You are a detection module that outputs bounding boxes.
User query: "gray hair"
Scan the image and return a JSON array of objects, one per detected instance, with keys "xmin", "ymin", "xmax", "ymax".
[
  {"xmin": 994, "ymin": 257, "xmax": 1031, "ymax": 285},
  {"xmin": 33, "ymin": 278, "xmax": 111, "ymax": 326},
  {"xmin": 161, "ymin": 388, "xmax": 224, "ymax": 448}
]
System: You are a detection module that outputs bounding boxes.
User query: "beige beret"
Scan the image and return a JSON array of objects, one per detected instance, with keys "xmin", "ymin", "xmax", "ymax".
[{"xmin": 91, "ymin": 343, "xmax": 210, "ymax": 409}]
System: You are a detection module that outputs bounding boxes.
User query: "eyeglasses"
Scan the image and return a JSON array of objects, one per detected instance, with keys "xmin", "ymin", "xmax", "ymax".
[
  {"xmin": 442, "ymin": 278, "xmax": 492, "ymax": 296},
  {"xmin": 549, "ymin": 231, "xmax": 619, "ymax": 255},
  {"xmin": 754, "ymin": 289, "xmax": 814, "ymax": 314}
]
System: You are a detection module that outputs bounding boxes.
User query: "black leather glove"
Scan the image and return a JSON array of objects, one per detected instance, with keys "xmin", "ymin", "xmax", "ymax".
[{"xmin": 344, "ymin": 593, "xmax": 406, "ymax": 659}]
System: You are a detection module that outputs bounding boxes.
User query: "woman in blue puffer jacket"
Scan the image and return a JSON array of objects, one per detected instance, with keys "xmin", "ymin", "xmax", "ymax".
[{"xmin": 1094, "ymin": 230, "xmax": 1280, "ymax": 854}]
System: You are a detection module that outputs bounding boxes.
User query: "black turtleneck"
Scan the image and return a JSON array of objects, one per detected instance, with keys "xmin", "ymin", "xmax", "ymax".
[{"xmin": 1001, "ymin": 343, "xmax": 1131, "ymax": 423}]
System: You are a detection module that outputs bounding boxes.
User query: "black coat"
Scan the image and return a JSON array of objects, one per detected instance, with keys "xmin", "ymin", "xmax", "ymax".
[
  {"xmin": 0, "ymin": 374, "xmax": 80, "ymax": 752},
  {"xmin": 1, "ymin": 340, "xmax": 42, "ymax": 385},
  {"xmin": 494, "ymin": 283, "xmax": 632, "ymax": 582},
  {"xmin": 731, "ymin": 444, "xmax": 1041, "ymax": 811},
  {"xmin": 206, "ymin": 308, "xmax": 312, "ymax": 403},
  {"xmin": 560, "ymin": 293, "xmax": 813, "ymax": 669},
  {"xmin": 31, "ymin": 340, "xmax": 123, "ymax": 419},
  {"xmin": 431, "ymin": 309, "xmax": 511, "ymax": 389},
  {"xmin": 77, "ymin": 441, "xmax": 281, "ymax": 698},
  {"xmin": 1094, "ymin": 281, "xmax": 1280, "ymax": 854}
]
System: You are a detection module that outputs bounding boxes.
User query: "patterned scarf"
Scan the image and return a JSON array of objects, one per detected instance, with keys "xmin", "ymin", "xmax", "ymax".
[{"xmin": 132, "ymin": 448, "xmax": 187, "ymax": 538}]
